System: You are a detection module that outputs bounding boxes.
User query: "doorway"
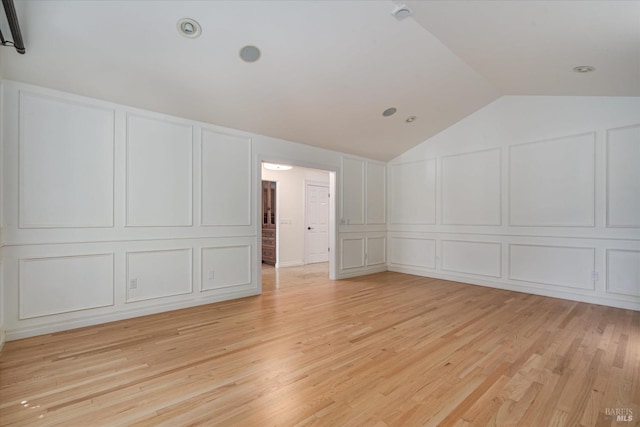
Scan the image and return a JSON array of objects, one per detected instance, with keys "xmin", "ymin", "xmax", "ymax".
[{"xmin": 260, "ymin": 161, "xmax": 336, "ymax": 284}]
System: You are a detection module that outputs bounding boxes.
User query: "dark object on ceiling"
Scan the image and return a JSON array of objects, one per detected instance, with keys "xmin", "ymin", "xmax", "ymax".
[{"xmin": 0, "ymin": 0, "xmax": 25, "ymax": 54}]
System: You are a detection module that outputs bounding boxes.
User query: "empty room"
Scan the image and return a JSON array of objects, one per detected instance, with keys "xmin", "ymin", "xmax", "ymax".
[{"xmin": 0, "ymin": 1, "xmax": 639, "ymax": 426}]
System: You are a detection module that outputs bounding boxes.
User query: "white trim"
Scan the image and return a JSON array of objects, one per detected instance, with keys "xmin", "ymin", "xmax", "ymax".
[{"xmin": 387, "ymin": 266, "xmax": 640, "ymax": 312}]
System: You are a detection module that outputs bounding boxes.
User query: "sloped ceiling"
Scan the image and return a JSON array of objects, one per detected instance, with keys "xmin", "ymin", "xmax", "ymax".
[{"xmin": 2, "ymin": 1, "xmax": 638, "ymax": 161}]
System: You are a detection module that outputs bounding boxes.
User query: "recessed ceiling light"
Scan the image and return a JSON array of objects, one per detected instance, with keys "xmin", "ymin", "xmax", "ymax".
[
  {"xmin": 391, "ymin": 4, "xmax": 413, "ymax": 20},
  {"xmin": 177, "ymin": 18, "xmax": 201, "ymax": 38},
  {"xmin": 405, "ymin": 116, "xmax": 417, "ymax": 123},
  {"xmin": 573, "ymin": 65, "xmax": 595, "ymax": 73},
  {"xmin": 240, "ymin": 45, "xmax": 261, "ymax": 63},
  {"xmin": 382, "ymin": 107, "xmax": 397, "ymax": 117},
  {"xmin": 264, "ymin": 163, "xmax": 292, "ymax": 171}
]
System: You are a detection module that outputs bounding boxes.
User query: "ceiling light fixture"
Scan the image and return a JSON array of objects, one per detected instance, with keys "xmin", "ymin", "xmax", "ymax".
[
  {"xmin": 573, "ymin": 65, "xmax": 595, "ymax": 73},
  {"xmin": 405, "ymin": 116, "xmax": 417, "ymax": 123},
  {"xmin": 264, "ymin": 163, "xmax": 292, "ymax": 171},
  {"xmin": 391, "ymin": 4, "xmax": 413, "ymax": 20},
  {"xmin": 240, "ymin": 45, "xmax": 261, "ymax": 63},
  {"xmin": 382, "ymin": 107, "xmax": 397, "ymax": 117},
  {"xmin": 177, "ymin": 18, "xmax": 201, "ymax": 38}
]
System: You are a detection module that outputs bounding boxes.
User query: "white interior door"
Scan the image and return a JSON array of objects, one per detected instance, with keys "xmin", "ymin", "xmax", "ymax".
[{"xmin": 305, "ymin": 183, "xmax": 329, "ymax": 264}]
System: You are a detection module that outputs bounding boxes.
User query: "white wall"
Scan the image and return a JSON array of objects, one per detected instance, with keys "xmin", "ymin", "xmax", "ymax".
[
  {"xmin": 388, "ymin": 96, "xmax": 640, "ymax": 310},
  {"xmin": 339, "ymin": 157, "xmax": 388, "ymax": 277},
  {"xmin": 261, "ymin": 165, "xmax": 329, "ymax": 267},
  {"xmin": 0, "ymin": 80, "xmax": 386, "ymax": 339}
]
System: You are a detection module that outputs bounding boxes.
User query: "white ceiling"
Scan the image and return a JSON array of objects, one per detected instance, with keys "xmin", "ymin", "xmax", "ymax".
[{"xmin": 2, "ymin": 1, "xmax": 638, "ymax": 161}]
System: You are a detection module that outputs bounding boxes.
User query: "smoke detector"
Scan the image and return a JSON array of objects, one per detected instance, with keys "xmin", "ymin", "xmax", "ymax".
[{"xmin": 391, "ymin": 4, "xmax": 413, "ymax": 20}]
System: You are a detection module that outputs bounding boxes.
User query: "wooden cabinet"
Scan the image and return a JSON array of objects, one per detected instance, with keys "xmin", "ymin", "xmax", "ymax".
[{"xmin": 262, "ymin": 180, "xmax": 276, "ymax": 265}]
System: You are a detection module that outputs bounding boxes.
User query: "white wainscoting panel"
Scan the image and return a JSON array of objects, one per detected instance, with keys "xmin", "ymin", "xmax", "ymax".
[
  {"xmin": 441, "ymin": 240, "xmax": 501, "ymax": 277},
  {"xmin": 201, "ymin": 245, "xmax": 251, "ymax": 291},
  {"xmin": 442, "ymin": 149, "xmax": 501, "ymax": 225},
  {"xmin": 126, "ymin": 114, "xmax": 193, "ymax": 227},
  {"xmin": 389, "ymin": 237, "xmax": 436, "ymax": 269},
  {"xmin": 341, "ymin": 238, "xmax": 365, "ymax": 269},
  {"xmin": 201, "ymin": 130, "xmax": 251, "ymax": 226},
  {"xmin": 509, "ymin": 244, "xmax": 594, "ymax": 290},
  {"xmin": 366, "ymin": 237, "xmax": 386, "ymax": 266},
  {"xmin": 509, "ymin": 133, "xmax": 595, "ymax": 226},
  {"xmin": 607, "ymin": 125, "xmax": 640, "ymax": 228},
  {"xmin": 19, "ymin": 254, "xmax": 114, "ymax": 319},
  {"xmin": 19, "ymin": 92, "xmax": 114, "ymax": 228},
  {"xmin": 342, "ymin": 157, "xmax": 365, "ymax": 224},
  {"xmin": 390, "ymin": 160, "xmax": 436, "ymax": 224},
  {"xmin": 366, "ymin": 162, "xmax": 386, "ymax": 225},
  {"xmin": 126, "ymin": 249, "xmax": 192, "ymax": 302},
  {"xmin": 606, "ymin": 250, "xmax": 640, "ymax": 297}
]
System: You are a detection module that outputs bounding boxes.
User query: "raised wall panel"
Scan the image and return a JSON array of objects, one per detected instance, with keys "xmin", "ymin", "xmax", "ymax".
[
  {"xmin": 201, "ymin": 130, "xmax": 251, "ymax": 226},
  {"xmin": 341, "ymin": 238, "xmax": 365, "ymax": 269},
  {"xmin": 342, "ymin": 157, "xmax": 365, "ymax": 224},
  {"xmin": 19, "ymin": 92, "xmax": 114, "ymax": 228},
  {"xmin": 19, "ymin": 254, "xmax": 114, "ymax": 319},
  {"xmin": 509, "ymin": 133, "xmax": 595, "ymax": 226},
  {"xmin": 366, "ymin": 162, "xmax": 386, "ymax": 224},
  {"xmin": 607, "ymin": 125, "xmax": 640, "ymax": 227},
  {"xmin": 442, "ymin": 149, "xmax": 501, "ymax": 225},
  {"xmin": 126, "ymin": 114, "xmax": 193, "ymax": 227},
  {"xmin": 389, "ymin": 237, "xmax": 436, "ymax": 269},
  {"xmin": 126, "ymin": 249, "xmax": 192, "ymax": 303},
  {"xmin": 366, "ymin": 237, "xmax": 386, "ymax": 266},
  {"xmin": 442, "ymin": 240, "xmax": 501, "ymax": 278},
  {"xmin": 606, "ymin": 250, "xmax": 640, "ymax": 297},
  {"xmin": 201, "ymin": 245, "xmax": 251, "ymax": 291},
  {"xmin": 509, "ymin": 244, "xmax": 594, "ymax": 290},
  {"xmin": 390, "ymin": 160, "xmax": 436, "ymax": 224}
]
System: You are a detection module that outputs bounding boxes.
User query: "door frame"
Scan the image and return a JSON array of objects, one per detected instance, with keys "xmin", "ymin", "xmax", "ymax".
[
  {"xmin": 258, "ymin": 156, "xmax": 338, "ymax": 286},
  {"xmin": 304, "ymin": 180, "xmax": 330, "ymax": 265}
]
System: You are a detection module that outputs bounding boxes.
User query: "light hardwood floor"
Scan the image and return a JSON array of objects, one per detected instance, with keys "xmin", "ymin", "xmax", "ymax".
[{"xmin": 1, "ymin": 265, "xmax": 638, "ymax": 426}]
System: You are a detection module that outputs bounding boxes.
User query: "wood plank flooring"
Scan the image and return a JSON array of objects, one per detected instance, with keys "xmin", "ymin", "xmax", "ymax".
[{"xmin": 1, "ymin": 265, "xmax": 639, "ymax": 426}]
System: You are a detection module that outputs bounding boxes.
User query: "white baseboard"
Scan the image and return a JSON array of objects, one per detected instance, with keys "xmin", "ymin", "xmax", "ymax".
[
  {"xmin": 0, "ymin": 327, "xmax": 5, "ymax": 352},
  {"xmin": 338, "ymin": 264, "xmax": 387, "ymax": 279},
  {"xmin": 5, "ymin": 289, "xmax": 260, "ymax": 341},
  {"xmin": 388, "ymin": 265, "xmax": 640, "ymax": 312}
]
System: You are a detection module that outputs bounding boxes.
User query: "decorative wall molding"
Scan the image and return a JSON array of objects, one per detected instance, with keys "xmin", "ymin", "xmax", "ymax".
[
  {"xmin": 508, "ymin": 132, "xmax": 596, "ymax": 227},
  {"xmin": 390, "ymin": 159, "xmax": 437, "ymax": 225},
  {"xmin": 441, "ymin": 239, "xmax": 501, "ymax": 278},
  {"xmin": 341, "ymin": 237, "xmax": 365, "ymax": 269},
  {"xmin": 125, "ymin": 248, "xmax": 193, "ymax": 303},
  {"xmin": 441, "ymin": 148, "xmax": 502, "ymax": 226},
  {"xmin": 508, "ymin": 243, "xmax": 595, "ymax": 291},
  {"xmin": 606, "ymin": 124, "xmax": 640, "ymax": 228},
  {"xmin": 200, "ymin": 128, "xmax": 252, "ymax": 226},
  {"xmin": 125, "ymin": 113, "xmax": 194, "ymax": 227},
  {"xmin": 388, "ymin": 236, "xmax": 436, "ymax": 269},
  {"xmin": 200, "ymin": 245, "xmax": 252, "ymax": 291},
  {"xmin": 19, "ymin": 253, "xmax": 115, "ymax": 319},
  {"xmin": 18, "ymin": 90, "xmax": 115, "ymax": 229},
  {"xmin": 341, "ymin": 157, "xmax": 365, "ymax": 225},
  {"xmin": 606, "ymin": 249, "xmax": 640, "ymax": 297},
  {"xmin": 366, "ymin": 161, "xmax": 386, "ymax": 225},
  {"xmin": 365, "ymin": 236, "xmax": 386, "ymax": 266}
]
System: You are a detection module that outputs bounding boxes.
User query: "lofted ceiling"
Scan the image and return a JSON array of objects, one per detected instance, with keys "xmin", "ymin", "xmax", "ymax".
[{"xmin": 2, "ymin": 1, "xmax": 638, "ymax": 161}]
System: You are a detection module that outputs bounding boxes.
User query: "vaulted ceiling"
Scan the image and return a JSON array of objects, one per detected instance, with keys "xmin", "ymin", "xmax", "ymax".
[{"xmin": 2, "ymin": 1, "xmax": 639, "ymax": 161}]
